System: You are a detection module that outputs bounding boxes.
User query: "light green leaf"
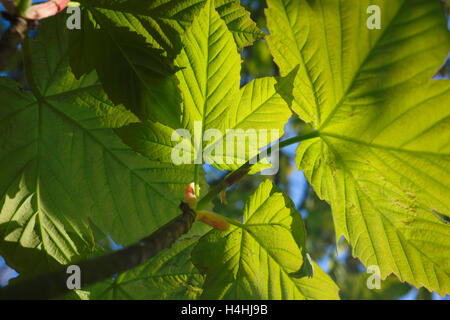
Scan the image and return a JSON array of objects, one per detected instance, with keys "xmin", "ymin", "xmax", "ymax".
[
  {"xmin": 215, "ymin": 0, "xmax": 265, "ymax": 50},
  {"xmin": 0, "ymin": 16, "xmax": 205, "ymax": 275},
  {"xmin": 267, "ymin": 0, "xmax": 450, "ymax": 295},
  {"xmin": 118, "ymin": 77, "xmax": 291, "ymax": 171},
  {"xmin": 117, "ymin": 2, "xmax": 290, "ymax": 173},
  {"xmin": 14, "ymin": 0, "xmax": 32, "ymax": 15},
  {"xmin": 117, "ymin": 121, "xmax": 185, "ymax": 164},
  {"xmin": 65, "ymin": 289, "xmax": 91, "ymax": 300},
  {"xmin": 175, "ymin": 0, "xmax": 241, "ymax": 135},
  {"xmin": 192, "ymin": 180, "xmax": 340, "ymax": 299},
  {"xmin": 202, "ymin": 76, "xmax": 293, "ymax": 172},
  {"xmin": 86, "ymin": 237, "xmax": 205, "ymax": 300}
]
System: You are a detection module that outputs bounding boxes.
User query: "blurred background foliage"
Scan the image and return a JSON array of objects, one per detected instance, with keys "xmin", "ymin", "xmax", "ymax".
[{"xmin": 0, "ymin": 0, "xmax": 449, "ymax": 300}]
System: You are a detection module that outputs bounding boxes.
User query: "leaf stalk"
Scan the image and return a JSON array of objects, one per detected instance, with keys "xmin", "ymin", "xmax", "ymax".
[{"xmin": 196, "ymin": 130, "xmax": 319, "ymax": 210}]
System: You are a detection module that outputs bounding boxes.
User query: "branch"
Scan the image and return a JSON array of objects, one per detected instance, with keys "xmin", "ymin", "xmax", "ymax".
[
  {"xmin": 0, "ymin": 130, "xmax": 318, "ymax": 299},
  {"xmin": 0, "ymin": 202, "xmax": 196, "ymax": 300},
  {"xmin": 0, "ymin": 14, "xmax": 29, "ymax": 70},
  {"xmin": 0, "ymin": 0, "xmax": 16, "ymax": 14},
  {"xmin": 0, "ymin": 0, "xmax": 70, "ymax": 71}
]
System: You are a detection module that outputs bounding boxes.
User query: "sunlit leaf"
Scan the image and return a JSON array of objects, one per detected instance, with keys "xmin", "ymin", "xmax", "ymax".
[
  {"xmin": 117, "ymin": 1, "xmax": 290, "ymax": 173},
  {"xmin": 267, "ymin": 0, "xmax": 450, "ymax": 295},
  {"xmin": 192, "ymin": 180, "xmax": 340, "ymax": 299},
  {"xmin": 87, "ymin": 238, "xmax": 205, "ymax": 299},
  {"xmin": 0, "ymin": 15, "xmax": 205, "ymax": 276}
]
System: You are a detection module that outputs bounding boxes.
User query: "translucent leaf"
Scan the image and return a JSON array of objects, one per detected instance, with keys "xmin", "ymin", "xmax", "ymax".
[
  {"xmin": 192, "ymin": 180, "xmax": 340, "ymax": 299},
  {"xmin": 87, "ymin": 238, "xmax": 204, "ymax": 300},
  {"xmin": 267, "ymin": 0, "xmax": 450, "ymax": 295},
  {"xmin": 215, "ymin": 0, "xmax": 265, "ymax": 50},
  {"xmin": 0, "ymin": 15, "xmax": 205, "ymax": 276},
  {"xmin": 68, "ymin": 0, "xmax": 263, "ymax": 122},
  {"xmin": 117, "ymin": 2, "xmax": 290, "ymax": 173}
]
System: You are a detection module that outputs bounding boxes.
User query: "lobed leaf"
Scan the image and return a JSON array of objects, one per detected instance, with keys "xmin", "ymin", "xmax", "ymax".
[
  {"xmin": 192, "ymin": 180, "xmax": 340, "ymax": 299},
  {"xmin": 215, "ymin": 0, "xmax": 266, "ymax": 50},
  {"xmin": 68, "ymin": 0, "xmax": 263, "ymax": 123},
  {"xmin": 267, "ymin": 0, "xmax": 450, "ymax": 295},
  {"xmin": 117, "ymin": 1, "xmax": 290, "ymax": 173},
  {"xmin": 87, "ymin": 237, "xmax": 205, "ymax": 299},
  {"xmin": 0, "ymin": 15, "xmax": 206, "ymax": 276}
]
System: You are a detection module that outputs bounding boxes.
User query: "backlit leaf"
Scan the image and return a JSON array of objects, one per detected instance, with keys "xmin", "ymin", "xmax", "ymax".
[{"xmin": 267, "ymin": 0, "xmax": 450, "ymax": 295}]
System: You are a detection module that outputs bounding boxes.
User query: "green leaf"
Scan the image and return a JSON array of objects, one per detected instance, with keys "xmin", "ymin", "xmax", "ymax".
[
  {"xmin": 0, "ymin": 77, "xmax": 95, "ymax": 276},
  {"xmin": 117, "ymin": 1, "xmax": 290, "ymax": 173},
  {"xmin": 0, "ymin": 16, "xmax": 205, "ymax": 275},
  {"xmin": 65, "ymin": 289, "xmax": 91, "ymax": 300},
  {"xmin": 14, "ymin": 0, "xmax": 32, "ymax": 15},
  {"xmin": 192, "ymin": 180, "xmax": 340, "ymax": 299},
  {"xmin": 202, "ymin": 76, "xmax": 293, "ymax": 172},
  {"xmin": 215, "ymin": 0, "xmax": 265, "ymax": 50},
  {"xmin": 68, "ymin": 0, "xmax": 263, "ymax": 123},
  {"xmin": 86, "ymin": 237, "xmax": 204, "ymax": 300},
  {"xmin": 69, "ymin": 3, "xmax": 182, "ymax": 125},
  {"xmin": 175, "ymin": 0, "xmax": 289, "ymax": 169},
  {"xmin": 73, "ymin": 0, "xmax": 200, "ymax": 58},
  {"xmin": 175, "ymin": 0, "xmax": 241, "ymax": 135},
  {"xmin": 72, "ymin": 0, "xmax": 263, "ymax": 56},
  {"xmin": 267, "ymin": 0, "xmax": 450, "ymax": 295}
]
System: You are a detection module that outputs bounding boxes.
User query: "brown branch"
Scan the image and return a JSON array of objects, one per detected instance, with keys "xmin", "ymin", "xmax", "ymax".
[
  {"xmin": 0, "ymin": 202, "xmax": 196, "ymax": 300},
  {"xmin": 0, "ymin": 15, "xmax": 29, "ymax": 71},
  {"xmin": 0, "ymin": 0, "xmax": 68, "ymax": 71}
]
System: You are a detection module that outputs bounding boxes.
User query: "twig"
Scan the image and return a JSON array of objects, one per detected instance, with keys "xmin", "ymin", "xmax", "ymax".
[
  {"xmin": 196, "ymin": 131, "xmax": 320, "ymax": 210},
  {"xmin": 0, "ymin": 14, "xmax": 30, "ymax": 70},
  {"xmin": 0, "ymin": 0, "xmax": 71, "ymax": 71}
]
